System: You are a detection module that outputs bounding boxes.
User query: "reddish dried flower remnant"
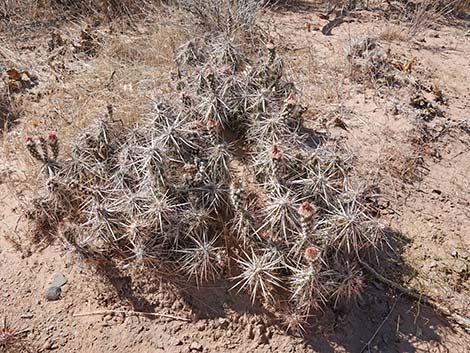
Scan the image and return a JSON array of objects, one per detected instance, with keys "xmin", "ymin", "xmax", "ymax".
[
  {"xmin": 304, "ymin": 246, "xmax": 319, "ymax": 261},
  {"xmin": 207, "ymin": 119, "xmax": 218, "ymax": 130},
  {"xmin": 47, "ymin": 131, "xmax": 57, "ymax": 142},
  {"xmin": 266, "ymin": 40, "xmax": 275, "ymax": 51},
  {"xmin": 284, "ymin": 92, "xmax": 295, "ymax": 106},
  {"xmin": 298, "ymin": 202, "xmax": 315, "ymax": 219},
  {"xmin": 0, "ymin": 326, "xmax": 17, "ymax": 346},
  {"xmin": 271, "ymin": 144, "xmax": 283, "ymax": 160},
  {"xmin": 48, "ymin": 131, "xmax": 59, "ymax": 160}
]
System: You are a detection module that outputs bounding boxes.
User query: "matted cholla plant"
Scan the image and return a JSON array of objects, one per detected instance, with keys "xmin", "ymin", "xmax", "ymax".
[
  {"xmin": 0, "ymin": 317, "xmax": 26, "ymax": 351},
  {"xmin": 26, "ymin": 34, "xmax": 385, "ymax": 332}
]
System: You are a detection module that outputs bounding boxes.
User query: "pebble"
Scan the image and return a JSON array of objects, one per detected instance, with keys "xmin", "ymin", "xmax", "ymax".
[
  {"xmin": 254, "ymin": 324, "xmax": 269, "ymax": 345},
  {"xmin": 451, "ymin": 250, "xmax": 458, "ymax": 258},
  {"xmin": 51, "ymin": 273, "xmax": 67, "ymax": 288},
  {"xmin": 196, "ymin": 321, "xmax": 207, "ymax": 331},
  {"xmin": 215, "ymin": 318, "xmax": 229, "ymax": 329},
  {"xmin": 189, "ymin": 342, "xmax": 203, "ymax": 352},
  {"xmin": 42, "ymin": 340, "xmax": 58, "ymax": 350},
  {"xmin": 44, "ymin": 286, "xmax": 61, "ymax": 301}
]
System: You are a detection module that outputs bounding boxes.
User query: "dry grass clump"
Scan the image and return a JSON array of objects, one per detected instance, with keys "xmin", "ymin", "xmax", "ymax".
[
  {"xmin": 1, "ymin": 0, "xmax": 161, "ymax": 22},
  {"xmin": 346, "ymin": 35, "xmax": 423, "ymax": 92},
  {"xmin": 49, "ymin": 0, "xmax": 161, "ymax": 18},
  {"xmin": 381, "ymin": 0, "xmax": 468, "ymax": 38},
  {"xmin": 454, "ymin": 0, "xmax": 470, "ymax": 12},
  {"xmin": 408, "ymin": 0, "xmax": 457, "ymax": 36},
  {"xmin": 8, "ymin": 8, "xmax": 184, "ymax": 159},
  {"xmin": 0, "ymin": 86, "xmax": 20, "ymax": 132},
  {"xmin": 25, "ymin": 6, "xmax": 386, "ymax": 332},
  {"xmin": 346, "ymin": 35, "xmax": 400, "ymax": 88},
  {"xmin": 175, "ymin": 0, "xmax": 263, "ymax": 35}
]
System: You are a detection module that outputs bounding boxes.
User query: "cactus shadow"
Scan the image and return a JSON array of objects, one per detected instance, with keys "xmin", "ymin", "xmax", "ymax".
[{"xmin": 300, "ymin": 227, "xmax": 454, "ymax": 353}]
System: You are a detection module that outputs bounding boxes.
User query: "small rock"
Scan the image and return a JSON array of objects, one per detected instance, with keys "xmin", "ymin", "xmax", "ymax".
[
  {"xmin": 171, "ymin": 300, "xmax": 183, "ymax": 311},
  {"xmin": 451, "ymin": 250, "xmax": 458, "ymax": 258},
  {"xmin": 44, "ymin": 286, "xmax": 61, "ymax": 301},
  {"xmin": 42, "ymin": 340, "xmax": 58, "ymax": 350},
  {"xmin": 174, "ymin": 340, "xmax": 183, "ymax": 346},
  {"xmin": 172, "ymin": 323, "xmax": 183, "ymax": 334},
  {"xmin": 42, "ymin": 342, "xmax": 50, "ymax": 351},
  {"xmin": 51, "ymin": 273, "xmax": 67, "ymax": 287},
  {"xmin": 215, "ymin": 318, "xmax": 229, "ymax": 329},
  {"xmin": 453, "ymin": 261, "xmax": 468, "ymax": 274},
  {"xmin": 189, "ymin": 342, "xmax": 203, "ymax": 351},
  {"xmin": 196, "ymin": 321, "xmax": 206, "ymax": 331},
  {"xmin": 254, "ymin": 324, "xmax": 269, "ymax": 345},
  {"xmin": 429, "ymin": 261, "xmax": 438, "ymax": 269}
]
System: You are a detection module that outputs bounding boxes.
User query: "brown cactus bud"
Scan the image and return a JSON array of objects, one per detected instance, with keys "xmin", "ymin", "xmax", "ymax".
[
  {"xmin": 207, "ymin": 119, "xmax": 218, "ymax": 131},
  {"xmin": 298, "ymin": 202, "xmax": 315, "ymax": 219},
  {"xmin": 270, "ymin": 144, "xmax": 283, "ymax": 160},
  {"xmin": 48, "ymin": 131, "xmax": 59, "ymax": 161}
]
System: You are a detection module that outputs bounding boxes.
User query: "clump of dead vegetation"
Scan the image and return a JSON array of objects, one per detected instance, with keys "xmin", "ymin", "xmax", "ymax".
[
  {"xmin": 346, "ymin": 35, "xmax": 419, "ymax": 90},
  {"xmin": 176, "ymin": 0, "xmax": 263, "ymax": 34},
  {"xmin": 53, "ymin": 0, "xmax": 165, "ymax": 19},
  {"xmin": 379, "ymin": 0, "xmax": 469, "ymax": 36},
  {"xmin": 0, "ymin": 85, "xmax": 21, "ymax": 131},
  {"xmin": 24, "ymin": 1, "xmax": 388, "ymax": 333}
]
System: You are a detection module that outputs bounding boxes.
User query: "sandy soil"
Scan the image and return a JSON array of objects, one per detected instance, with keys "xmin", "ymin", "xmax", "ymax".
[{"xmin": 1, "ymin": 1, "xmax": 469, "ymax": 352}]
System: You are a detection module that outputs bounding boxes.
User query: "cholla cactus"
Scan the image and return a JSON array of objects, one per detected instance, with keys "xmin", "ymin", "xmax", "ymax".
[
  {"xmin": 125, "ymin": 220, "xmax": 162, "ymax": 268},
  {"xmin": 25, "ymin": 132, "xmax": 62, "ymax": 178},
  {"xmin": 206, "ymin": 141, "xmax": 232, "ymax": 181},
  {"xmin": 179, "ymin": 231, "xmax": 223, "ymax": 286},
  {"xmin": 0, "ymin": 323, "xmax": 16, "ymax": 347},
  {"xmin": 298, "ymin": 202, "xmax": 315, "ymax": 239},
  {"xmin": 48, "ymin": 131, "xmax": 59, "ymax": 161},
  {"xmin": 323, "ymin": 197, "xmax": 382, "ymax": 255},
  {"xmin": 206, "ymin": 118, "xmax": 219, "ymax": 144},
  {"xmin": 0, "ymin": 317, "xmax": 24, "ymax": 350},
  {"xmin": 288, "ymin": 264, "xmax": 326, "ymax": 314},
  {"xmin": 330, "ymin": 262, "xmax": 365, "ymax": 307},
  {"xmin": 38, "ymin": 137, "xmax": 49, "ymax": 161},
  {"xmin": 233, "ymin": 249, "xmax": 283, "ymax": 303},
  {"xmin": 26, "ymin": 29, "xmax": 386, "ymax": 327},
  {"xmin": 260, "ymin": 186, "xmax": 302, "ymax": 241},
  {"xmin": 25, "ymin": 135, "xmax": 44, "ymax": 162},
  {"xmin": 270, "ymin": 144, "xmax": 284, "ymax": 177},
  {"xmin": 281, "ymin": 308, "xmax": 309, "ymax": 335}
]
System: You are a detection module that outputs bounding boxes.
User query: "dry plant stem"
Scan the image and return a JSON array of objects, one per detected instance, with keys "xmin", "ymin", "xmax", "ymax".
[
  {"xmin": 360, "ymin": 294, "xmax": 401, "ymax": 353},
  {"xmin": 73, "ymin": 310, "xmax": 191, "ymax": 322},
  {"xmin": 358, "ymin": 258, "xmax": 470, "ymax": 333}
]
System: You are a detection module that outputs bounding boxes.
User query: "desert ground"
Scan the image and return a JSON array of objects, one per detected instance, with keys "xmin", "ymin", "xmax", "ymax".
[{"xmin": 0, "ymin": 1, "xmax": 469, "ymax": 352}]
